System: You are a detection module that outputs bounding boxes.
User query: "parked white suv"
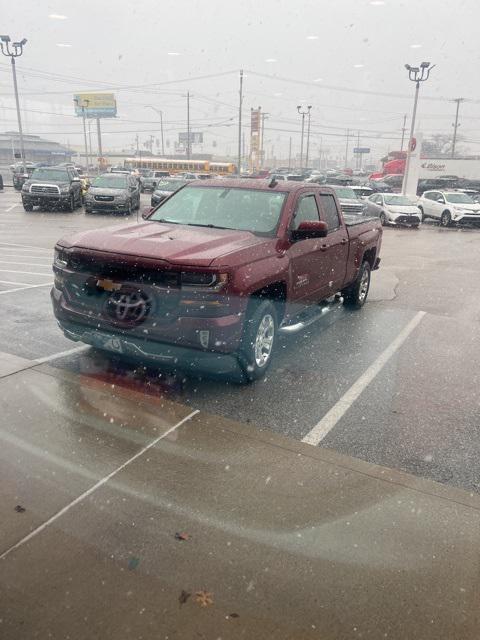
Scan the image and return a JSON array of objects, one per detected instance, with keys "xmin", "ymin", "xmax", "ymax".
[{"xmin": 417, "ymin": 190, "xmax": 480, "ymax": 226}]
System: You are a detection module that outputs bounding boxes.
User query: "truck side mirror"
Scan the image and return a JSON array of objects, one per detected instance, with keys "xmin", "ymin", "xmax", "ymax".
[{"xmin": 291, "ymin": 220, "xmax": 328, "ymax": 240}]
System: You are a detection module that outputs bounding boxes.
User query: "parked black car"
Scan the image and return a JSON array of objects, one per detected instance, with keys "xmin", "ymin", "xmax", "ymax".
[
  {"xmin": 150, "ymin": 178, "xmax": 190, "ymax": 206},
  {"xmin": 416, "ymin": 177, "xmax": 457, "ymax": 195},
  {"xmin": 84, "ymin": 172, "xmax": 141, "ymax": 215},
  {"xmin": 21, "ymin": 166, "xmax": 83, "ymax": 212},
  {"xmin": 365, "ymin": 179, "xmax": 394, "ymax": 193}
]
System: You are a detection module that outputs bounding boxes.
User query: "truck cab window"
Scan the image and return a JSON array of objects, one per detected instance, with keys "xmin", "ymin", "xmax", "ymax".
[
  {"xmin": 320, "ymin": 194, "xmax": 341, "ymax": 230},
  {"xmin": 293, "ymin": 194, "xmax": 319, "ymax": 229}
]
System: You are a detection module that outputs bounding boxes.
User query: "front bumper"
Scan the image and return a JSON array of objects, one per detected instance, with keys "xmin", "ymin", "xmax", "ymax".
[
  {"xmin": 389, "ymin": 214, "xmax": 421, "ymax": 225},
  {"xmin": 22, "ymin": 193, "xmax": 70, "ymax": 205},
  {"xmin": 85, "ymin": 200, "xmax": 129, "ymax": 212},
  {"xmin": 453, "ymin": 213, "xmax": 480, "ymax": 224},
  {"xmin": 51, "ymin": 284, "xmax": 246, "ymax": 378},
  {"xmin": 55, "ymin": 316, "xmax": 243, "ymax": 378}
]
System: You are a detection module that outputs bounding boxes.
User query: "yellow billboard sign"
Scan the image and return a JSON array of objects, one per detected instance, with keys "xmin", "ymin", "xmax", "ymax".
[{"xmin": 74, "ymin": 93, "xmax": 117, "ymax": 118}]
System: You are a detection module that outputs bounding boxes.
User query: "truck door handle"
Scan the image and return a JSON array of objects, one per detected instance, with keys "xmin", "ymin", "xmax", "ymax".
[
  {"xmin": 320, "ymin": 244, "xmax": 328, "ymax": 251},
  {"xmin": 340, "ymin": 238, "xmax": 348, "ymax": 245}
]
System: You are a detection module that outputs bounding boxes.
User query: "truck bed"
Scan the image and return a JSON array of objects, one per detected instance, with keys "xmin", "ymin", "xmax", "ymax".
[{"xmin": 343, "ymin": 214, "xmax": 378, "ymax": 226}]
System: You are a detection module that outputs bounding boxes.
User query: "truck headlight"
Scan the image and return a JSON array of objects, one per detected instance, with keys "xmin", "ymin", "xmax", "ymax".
[
  {"xmin": 21, "ymin": 184, "xmax": 29, "ymax": 192},
  {"xmin": 180, "ymin": 272, "xmax": 228, "ymax": 290},
  {"xmin": 60, "ymin": 186, "xmax": 70, "ymax": 194},
  {"xmin": 54, "ymin": 247, "xmax": 68, "ymax": 268}
]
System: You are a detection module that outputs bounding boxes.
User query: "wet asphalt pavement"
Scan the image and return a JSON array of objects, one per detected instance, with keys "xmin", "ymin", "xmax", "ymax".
[{"xmin": 1, "ymin": 186, "xmax": 480, "ymax": 493}]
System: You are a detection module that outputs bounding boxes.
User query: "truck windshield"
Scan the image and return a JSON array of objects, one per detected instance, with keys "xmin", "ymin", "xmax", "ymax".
[
  {"xmin": 92, "ymin": 175, "xmax": 128, "ymax": 188},
  {"xmin": 445, "ymin": 193, "xmax": 475, "ymax": 204},
  {"xmin": 30, "ymin": 168, "xmax": 69, "ymax": 181},
  {"xmin": 150, "ymin": 186, "xmax": 287, "ymax": 234},
  {"xmin": 384, "ymin": 195, "xmax": 415, "ymax": 206}
]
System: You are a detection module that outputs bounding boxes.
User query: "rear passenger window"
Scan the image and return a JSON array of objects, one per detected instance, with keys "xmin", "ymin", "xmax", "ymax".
[
  {"xmin": 293, "ymin": 195, "xmax": 320, "ymax": 229},
  {"xmin": 320, "ymin": 194, "xmax": 341, "ymax": 230}
]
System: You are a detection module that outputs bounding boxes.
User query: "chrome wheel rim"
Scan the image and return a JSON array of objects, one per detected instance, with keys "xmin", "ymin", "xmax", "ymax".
[
  {"xmin": 358, "ymin": 269, "xmax": 370, "ymax": 302},
  {"xmin": 254, "ymin": 314, "xmax": 275, "ymax": 368}
]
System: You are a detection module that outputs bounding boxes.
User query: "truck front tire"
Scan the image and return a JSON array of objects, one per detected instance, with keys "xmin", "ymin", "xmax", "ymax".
[
  {"xmin": 343, "ymin": 261, "xmax": 371, "ymax": 309},
  {"xmin": 238, "ymin": 300, "xmax": 278, "ymax": 382}
]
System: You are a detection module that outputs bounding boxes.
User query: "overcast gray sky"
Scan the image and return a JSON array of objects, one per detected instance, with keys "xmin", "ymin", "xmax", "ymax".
[{"xmin": 1, "ymin": 0, "xmax": 479, "ymax": 163}]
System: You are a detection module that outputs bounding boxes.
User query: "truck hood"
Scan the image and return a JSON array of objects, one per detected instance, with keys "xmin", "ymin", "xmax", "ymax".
[
  {"xmin": 88, "ymin": 187, "xmax": 128, "ymax": 196},
  {"xmin": 59, "ymin": 221, "xmax": 269, "ymax": 267}
]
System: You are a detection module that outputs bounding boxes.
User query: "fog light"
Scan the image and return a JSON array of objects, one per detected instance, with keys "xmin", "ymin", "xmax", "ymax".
[{"xmin": 199, "ymin": 330, "xmax": 209, "ymax": 348}]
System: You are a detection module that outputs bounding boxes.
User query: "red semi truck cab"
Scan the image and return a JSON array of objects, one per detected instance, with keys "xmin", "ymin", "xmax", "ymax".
[{"xmin": 52, "ymin": 179, "xmax": 382, "ymax": 381}]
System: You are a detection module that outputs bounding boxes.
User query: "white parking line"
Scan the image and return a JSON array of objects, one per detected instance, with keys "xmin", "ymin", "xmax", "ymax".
[
  {"xmin": 0, "ymin": 253, "xmax": 51, "ymax": 260},
  {"xmin": 0, "ymin": 259, "xmax": 53, "ymax": 267},
  {"xmin": 0, "ymin": 242, "xmax": 50, "ymax": 251},
  {"xmin": 34, "ymin": 345, "xmax": 90, "ymax": 364},
  {"xmin": 0, "ymin": 283, "xmax": 52, "ymax": 295},
  {"xmin": 5, "ymin": 204, "xmax": 18, "ymax": 212},
  {"xmin": 0, "ymin": 409, "xmax": 199, "ymax": 561},
  {"xmin": 0, "ymin": 269, "xmax": 52, "ymax": 276},
  {"xmin": 302, "ymin": 311, "xmax": 426, "ymax": 446}
]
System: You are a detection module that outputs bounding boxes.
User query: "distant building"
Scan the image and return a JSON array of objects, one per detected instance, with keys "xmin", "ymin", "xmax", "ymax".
[{"xmin": 0, "ymin": 131, "xmax": 74, "ymax": 165}]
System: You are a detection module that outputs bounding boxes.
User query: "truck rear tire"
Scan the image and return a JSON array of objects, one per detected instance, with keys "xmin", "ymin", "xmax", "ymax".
[
  {"xmin": 238, "ymin": 300, "xmax": 278, "ymax": 382},
  {"xmin": 342, "ymin": 261, "xmax": 371, "ymax": 309}
]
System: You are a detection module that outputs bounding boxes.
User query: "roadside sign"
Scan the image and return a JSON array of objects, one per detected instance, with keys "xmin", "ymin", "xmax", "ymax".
[
  {"xmin": 353, "ymin": 147, "xmax": 370, "ymax": 154},
  {"xmin": 74, "ymin": 93, "xmax": 117, "ymax": 118},
  {"xmin": 178, "ymin": 132, "xmax": 203, "ymax": 145}
]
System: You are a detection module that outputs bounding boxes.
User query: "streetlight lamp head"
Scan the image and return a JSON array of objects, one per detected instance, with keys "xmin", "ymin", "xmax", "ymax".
[
  {"xmin": 20, "ymin": 38, "xmax": 27, "ymax": 46},
  {"xmin": 410, "ymin": 67, "xmax": 419, "ymax": 73},
  {"xmin": 405, "ymin": 64, "xmax": 411, "ymax": 70},
  {"xmin": 420, "ymin": 61, "xmax": 430, "ymax": 68},
  {"xmin": 0, "ymin": 35, "xmax": 11, "ymax": 43},
  {"xmin": 297, "ymin": 105, "xmax": 302, "ymax": 111},
  {"xmin": 308, "ymin": 105, "xmax": 312, "ymax": 110}
]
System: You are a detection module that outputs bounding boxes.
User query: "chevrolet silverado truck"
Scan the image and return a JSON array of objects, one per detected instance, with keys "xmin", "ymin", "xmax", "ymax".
[{"xmin": 51, "ymin": 179, "xmax": 382, "ymax": 381}]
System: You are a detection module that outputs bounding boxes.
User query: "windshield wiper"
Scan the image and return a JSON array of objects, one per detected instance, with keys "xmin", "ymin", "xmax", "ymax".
[
  {"xmin": 154, "ymin": 218, "xmax": 181, "ymax": 224},
  {"xmin": 186, "ymin": 222, "xmax": 229, "ymax": 230}
]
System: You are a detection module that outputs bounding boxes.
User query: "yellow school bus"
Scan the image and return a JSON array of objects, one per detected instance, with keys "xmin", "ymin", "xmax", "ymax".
[{"xmin": 125, "ymin": 158, "xmax": 236, "ymax": 175}]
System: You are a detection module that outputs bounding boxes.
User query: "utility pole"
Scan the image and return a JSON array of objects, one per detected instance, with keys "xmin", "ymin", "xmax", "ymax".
[
  {"xmin": 74, "ymin": 97, "xmax": 90, "ymax": 177},
  {"xmin": 87, "ymin": 118, "xmax": 94, "ymax": 173},
  {"xmin": 356, "ymin": 130, "xmax": 360, "ymax": 169},
  {"xmin": 344, "ymin": 129, "xmax": 350, "ymax": 170},
  {"xmin": 400, "ymin": 114, "xmax": 407, "ymax": 152},
  {"xmin": 451, "ymin": 98, "xmax": 465, "ymax": 158},
  {"xmin": 288, "ymin": 136, "xmax": 292, "ymax": 169},
  {"xmin": 0, "ymin": 35, "xmax": 28, "ymax": 174},
  {"xmin": 96, "ymin": 118, "xmax": 103, "ymax": 159},
  {"xmin": 145, "ymin": 105, "xmax": 165, "ymax": 156},
  {"xmin": 297, "ymin": 105, "xmax": 312, "ymax": 171},
  {"xmin": 260, "ymin": 111, "xmax": 269, "ymax": 169},
  {"xmin": 402, "ymin": 62, "xmax": 435, "ymax": 195},
  {"xmin": 237, "ymin": 69, "xmax": 244, "ymax": 174},
  {"xmin": 186, "ymin": 91, "xmax": 191, "ymax": 160},
  {"xmin": 305, "ymin": 109, "xmax": 312, "ymax": 168}
]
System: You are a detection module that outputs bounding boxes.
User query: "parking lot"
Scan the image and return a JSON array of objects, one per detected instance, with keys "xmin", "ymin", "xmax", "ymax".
[
  {"xmin": 2, "ymin": 182, "xmax": 480, "ymax": 638},
  {"xmin": 1, "ymin": 184, "xmax": 480, "ymax": 491}
]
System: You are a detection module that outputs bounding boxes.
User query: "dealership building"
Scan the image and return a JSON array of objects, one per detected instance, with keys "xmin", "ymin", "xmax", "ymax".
[{"xmin": 0, "ymin": 131, "xmax": 73, "ymax": 166}]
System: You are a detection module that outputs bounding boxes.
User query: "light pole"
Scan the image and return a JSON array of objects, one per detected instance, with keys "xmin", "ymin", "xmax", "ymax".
[
  {"xmin": 305, "ymin": 108, "xmax": 312, "ymax": 168},
  {"xmin": 145, "ymin": 105, "xmax": 165, "ymax": 156},
  {"xmin": 74, "ymin": 97, "xmax": 91, "ymax": 177},
  {"xmin": 451, "ymin": 98, "xmax": 465, "ymax": 158},
  {"xmin": 260, "ymin": 111, "xmax": 269, "ymax": 169},
  {"xmin": 402, "ymin": 62, "xmax": 435, "ymax": 195},
  {"xmin": 297, "ymin": 105, "xmax": 311, "ymax": 171},
  {"xmin": 0, "ymin": 35, "xmax": 27, "ymax": 175}
]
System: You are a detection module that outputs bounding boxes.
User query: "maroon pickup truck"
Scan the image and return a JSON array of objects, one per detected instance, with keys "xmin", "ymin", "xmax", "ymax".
[{"xmin": 52, "ymin": 179, "xmax": 382, "ymax": 381}]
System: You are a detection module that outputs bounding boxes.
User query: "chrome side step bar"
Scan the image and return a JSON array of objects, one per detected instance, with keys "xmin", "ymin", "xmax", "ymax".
[{"xmin": 279, "ymin": 297, "xmax": 343, "ymax": 335}]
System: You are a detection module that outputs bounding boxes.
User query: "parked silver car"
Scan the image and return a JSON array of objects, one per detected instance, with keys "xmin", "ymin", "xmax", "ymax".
[{"xmin": 366, "ymin": 193, "xmax": 421, "ymax": 227}]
